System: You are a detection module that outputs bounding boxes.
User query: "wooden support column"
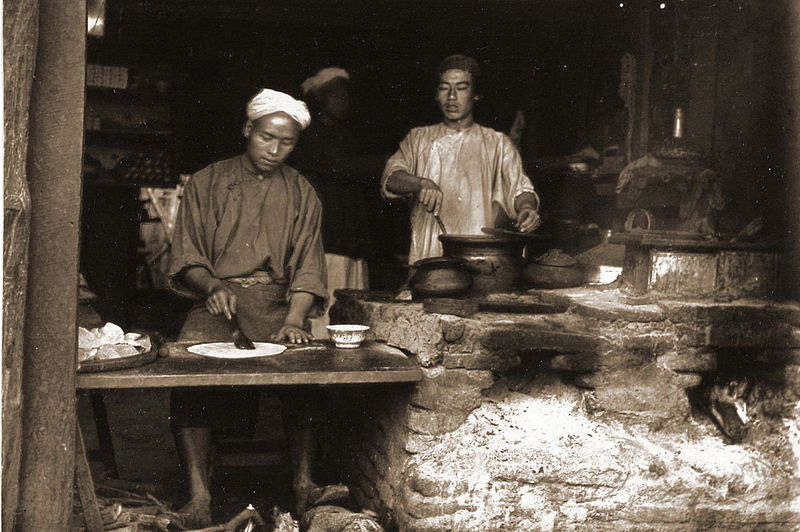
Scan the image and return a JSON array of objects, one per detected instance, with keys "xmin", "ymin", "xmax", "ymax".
[
  {"xmin": 632, "ymin": 3, "xmax": 653, "ymax": 159},
  {"xmin": 2, "ymin": 0, "xmax": 39, "ymax": 530},
  {"xmin": 685, "ymin": 7, "xmax": 719, "ymax": 156},
  {"xmin": 74, "ymin": 422, "xmax": 104, "ymax": 532},
  {"xmin": 17, "ymin": 0, "xmax": 86, "ymax": 530}
]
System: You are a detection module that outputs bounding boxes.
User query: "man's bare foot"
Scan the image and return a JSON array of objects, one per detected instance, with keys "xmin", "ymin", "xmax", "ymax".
[
  {"xmin": 294, "ymin": 481, "xmax": 319, "ymax": 518},
  {"xmin": 311, "ymin": 484, "xmax": 349, "ymax": 506},
  {"xmin": 176, "ymin": 497, "xmax": 212, "ymax": 529},
  {"xmin": 294, "ymin": 483, "xmax": 350, "ymax": 517}
]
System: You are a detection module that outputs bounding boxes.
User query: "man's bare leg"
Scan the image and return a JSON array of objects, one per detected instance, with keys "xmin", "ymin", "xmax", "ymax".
[
  {"xmin": 287, "ymin": 420, "xmax": 318, "ymax": 516},
  {"xmin": 282, "ymin": 391, "xmax": 349, "ymax": 516},
  {"xmin": 175, "ymin": 426, "xmax": 213, "ymax": 527}
]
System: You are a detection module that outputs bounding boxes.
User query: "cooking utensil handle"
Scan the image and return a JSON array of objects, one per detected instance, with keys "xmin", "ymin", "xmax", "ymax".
[{"xmin": 434, "ymin": 214, "xmax": 447, "ymax": 235}]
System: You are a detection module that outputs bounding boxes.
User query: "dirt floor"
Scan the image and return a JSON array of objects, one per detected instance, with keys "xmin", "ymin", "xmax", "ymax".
[{"xmin": 78, "ymin": 389, "xmax": 300, "ymax": 526}]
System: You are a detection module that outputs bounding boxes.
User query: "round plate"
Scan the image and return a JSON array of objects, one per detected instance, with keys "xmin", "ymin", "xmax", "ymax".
[{"xmin": 187, "ymin": 342, "xmax": 287, "ymax": 359}]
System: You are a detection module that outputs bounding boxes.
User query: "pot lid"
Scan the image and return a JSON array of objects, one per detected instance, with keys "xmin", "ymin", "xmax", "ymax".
[{"xmin": 533, "ymin": 249, "xmax": 578, "ymax": 267}]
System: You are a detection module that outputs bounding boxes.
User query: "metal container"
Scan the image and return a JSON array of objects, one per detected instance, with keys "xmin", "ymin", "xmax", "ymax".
[
  {"xmin": 522, "ymin": 249, "xmax": 585, "ymax": 289},
  {"xmin": 409, "ymin": 256, "xmax": 474, "ymax": 299},
  {"xmin": 438, "ymin": 234, "xmax": 526, "ymax": 296}
]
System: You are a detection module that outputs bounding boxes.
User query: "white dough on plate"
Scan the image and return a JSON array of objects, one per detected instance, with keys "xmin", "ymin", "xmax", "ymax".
[{"xmin": 187, "ymin": 342, "xmax": 288, "ymax": 359}]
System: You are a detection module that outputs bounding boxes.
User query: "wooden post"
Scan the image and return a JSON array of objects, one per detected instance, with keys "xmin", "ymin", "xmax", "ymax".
[
  {"xmin": 17, "ymin": 0, "xmax": 86, "ymax": 529},
  {"xmin": 685, "ymin": 7, "xmax": 719, "ymax": 156},
  {"xmin": 2, "ymin": 0, "xmax": 39, "ymax": 530},
  {"xmin": 74, "ymin": 422, "xmax": 104, "ymax": 532},
  {"xmin": 633, "ymin": 3, "xmax": 653, "ymax": 159}
]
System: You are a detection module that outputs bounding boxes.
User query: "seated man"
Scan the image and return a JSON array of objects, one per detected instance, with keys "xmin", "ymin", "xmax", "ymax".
[{"xmin": 168, "ymin": 88, "xmax": 342, "ymax": 526}]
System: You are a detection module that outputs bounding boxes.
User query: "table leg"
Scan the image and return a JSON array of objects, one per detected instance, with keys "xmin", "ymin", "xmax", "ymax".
[
  {"xmin": 74, "ymin": 420, "xmax": 104, "ymax": 532},
  {"xmin": 89, "ymin": 390, "xmax": 119, "ymax": 478}
]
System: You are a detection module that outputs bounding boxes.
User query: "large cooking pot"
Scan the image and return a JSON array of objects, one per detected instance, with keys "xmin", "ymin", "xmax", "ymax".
[
  {"xmin": 521, "ymin": 249, "xmax": 585, "ymax": 289},
  {"xmin": 409, "ymin": 256, "xmax": 474, "ymax": 299},
  {"xmin": 438, "ymin": 234, "xmax": 526, "ymax": 296}
]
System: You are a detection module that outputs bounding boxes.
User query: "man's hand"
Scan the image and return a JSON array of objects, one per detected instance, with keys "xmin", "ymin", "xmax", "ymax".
[
  {"xmin": 270, "ymin": 323, "xmax": 314, "ymax": 344},
  {"xmin": 513, "ymin": 191, "xmax": 541, "ymax": 233},
  {"xmin": 182, "ymin": 267, "xmax": 238, "ymax": 320},
  {"xmin": 417, "ymin": 178, "xmax": 443, "ymax": 214},
  {"xmin": 205, "ymin": 284, "xmax": 237, "ymax": 320},
  {"xmin": 270, "ymin": 291, "xmax": 316, "ymax": 344},
  {"xmin": 515, "ymin": 206, "xmax": 541, "ymax": 233}
]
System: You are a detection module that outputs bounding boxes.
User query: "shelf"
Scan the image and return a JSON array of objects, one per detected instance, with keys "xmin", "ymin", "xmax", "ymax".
[
  {"xmin": 84, "ymin": 179, "xmax": 179, "ymax": 189},
  {"xmin": 85, "ymin": 129, "xmax": 174, "ymax": 145},
  {"xmin": 86, "ymin": 86, "xmax": 171, "ymax": 105}
]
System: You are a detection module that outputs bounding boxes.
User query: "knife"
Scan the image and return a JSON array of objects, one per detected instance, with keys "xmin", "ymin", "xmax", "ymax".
[{"xmin": 228, "ymin": 313, "xmax": 255, "ymax": 350}]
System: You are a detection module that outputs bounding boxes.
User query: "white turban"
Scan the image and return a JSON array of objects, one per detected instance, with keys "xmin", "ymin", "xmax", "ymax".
[
  {"xmin": 246, "ymin": 89, "xmax": 311, "ymax": 130},
  {"xmin": 300, "ymin": 67, "xmax": 350, "ymax": 96}
]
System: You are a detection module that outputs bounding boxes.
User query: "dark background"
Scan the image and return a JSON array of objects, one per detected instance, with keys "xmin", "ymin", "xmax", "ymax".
[
  {"xmin": 89, "ymin": 0, "xmax": 632, "ymax": 172},
  {"xmin": 83, "ymin": 0, "xmax": 635, "ymax": 321}
]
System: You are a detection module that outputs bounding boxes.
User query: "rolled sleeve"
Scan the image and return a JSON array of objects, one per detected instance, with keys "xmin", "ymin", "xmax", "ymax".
[
  {"xmin": 496, "ymin": 134, "xmax": 537, "ymax": 220},
  {"xmin": 168, "ymin": 176, "xmax": 217, "ymax": 300},
  {"xmin": 381, "ymin": 132, "xmax": 417, "ymax": 200}
]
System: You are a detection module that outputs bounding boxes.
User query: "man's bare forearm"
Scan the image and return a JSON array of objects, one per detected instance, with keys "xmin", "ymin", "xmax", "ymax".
[
  {"xmin": 183, "ymin": 266, "xmax": 223, "ymax": 296},
  {"xmin": 385, "ymin": 170, "xmax": 426, "ymax": 195},
  {"xmin": 514, "ymin": 191, "xmax": 540, "ymax": 213},
  {"xmin": 284, "ymin": 291, "xmax": 315, "ymax": 327}
]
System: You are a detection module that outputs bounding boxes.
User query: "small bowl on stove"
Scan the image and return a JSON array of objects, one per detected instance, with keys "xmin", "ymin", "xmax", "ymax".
[{"xmin": 326, "ymin": 324, "xmax": 370, "ymax": 348}]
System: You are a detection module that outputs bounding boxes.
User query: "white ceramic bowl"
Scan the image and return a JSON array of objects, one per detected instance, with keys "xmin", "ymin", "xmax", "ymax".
[{"xmin": 326, "ymin": 324, "xmax": 370, "ymax": 348}]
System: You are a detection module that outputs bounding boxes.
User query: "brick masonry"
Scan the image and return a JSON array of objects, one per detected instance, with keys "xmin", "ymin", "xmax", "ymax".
[{"xmin": 330, "ymin": 288, "xmax": 800, "ymax": 531}]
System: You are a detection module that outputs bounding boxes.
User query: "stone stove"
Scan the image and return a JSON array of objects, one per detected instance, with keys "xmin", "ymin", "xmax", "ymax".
[
  {"xmin": 610, "ymin": 230, "xmax": 784, "ymax": 300},
  {"xmin": 329, "ymin": 286, "xmax": 800, "ymax": 531}
]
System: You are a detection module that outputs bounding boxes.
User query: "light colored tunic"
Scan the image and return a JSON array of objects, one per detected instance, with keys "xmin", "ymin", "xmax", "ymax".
[
  {"xmin": 169, "ymin": 154, "xmax": 328, "ymax": 315},
  {"xmin": 382, "ymin": 123, "xmax": 536, "ymax": 264}
]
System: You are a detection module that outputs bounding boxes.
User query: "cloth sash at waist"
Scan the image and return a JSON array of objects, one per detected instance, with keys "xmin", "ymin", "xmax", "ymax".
[{"xmin": 224, "ymin": 270, "xmax": 287, "ymax": 288}]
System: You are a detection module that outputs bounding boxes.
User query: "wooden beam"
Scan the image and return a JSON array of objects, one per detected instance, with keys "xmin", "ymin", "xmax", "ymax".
[
  {"xmin": 17, "ymin": 0, "xmax": 86, "ymax": 529},
  {"xmin": 2, "ymin": 0, "xmax": 38, "ymax": 530}
]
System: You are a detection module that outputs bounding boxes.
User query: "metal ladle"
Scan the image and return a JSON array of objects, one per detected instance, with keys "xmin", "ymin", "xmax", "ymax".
[{"xmin": 433, "ymin": 213, "xmax": 447, "ymax": 235}]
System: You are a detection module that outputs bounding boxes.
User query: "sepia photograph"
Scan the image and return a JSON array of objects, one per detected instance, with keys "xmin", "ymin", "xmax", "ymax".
[{"xmin": 4, "ymin": 0, "xmax": 800, "ymax": 530}]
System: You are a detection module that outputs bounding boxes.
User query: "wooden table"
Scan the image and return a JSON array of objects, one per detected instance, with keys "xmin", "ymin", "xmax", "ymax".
[
  {"xmin": 74, "ymin": 341, "xmax": 422, "ymax": 531},
  {"xmin": 77, "ymin": 340, "xmax": 423, "ymax": 389}
]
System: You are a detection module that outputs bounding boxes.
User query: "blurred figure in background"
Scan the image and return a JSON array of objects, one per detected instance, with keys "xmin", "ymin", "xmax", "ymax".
[{"xmin": 293, "ymin": 67, "xmax": 376, "ymax": 338}]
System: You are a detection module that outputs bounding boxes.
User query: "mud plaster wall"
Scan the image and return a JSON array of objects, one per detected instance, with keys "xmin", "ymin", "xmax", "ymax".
[{"xmin": 329, "ymin": 288, "xmax": 800, "ymax": 531}]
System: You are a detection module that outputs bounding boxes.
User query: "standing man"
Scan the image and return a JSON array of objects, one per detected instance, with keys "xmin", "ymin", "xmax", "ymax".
[
  {"xmin": 292, "ymin": 67, "xmax": 374, "ymax": 338},
  {"xmin": 382, "ymin": 54, "xmax": 541, "ymax": 264},
  {"xmin": 168, "ymin": 89, "xmax": 335, "ymax": 526}
]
